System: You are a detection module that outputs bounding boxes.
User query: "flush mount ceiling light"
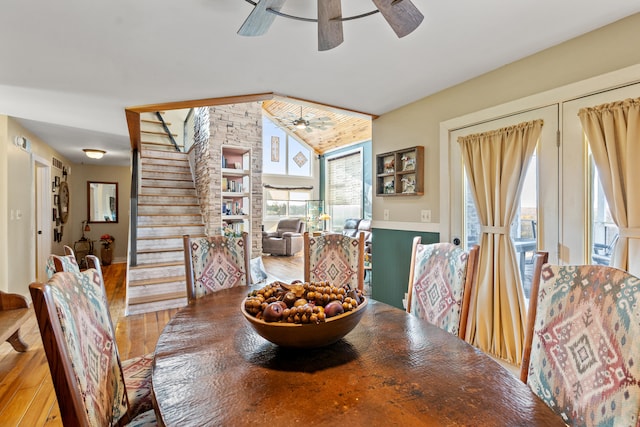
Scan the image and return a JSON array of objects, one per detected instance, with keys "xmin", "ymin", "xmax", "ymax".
[
  {"xmin": 83, "ymin": 149, "xmax": 106, "ymax": 159},
  {"xmin": 238, "ymin": 0, "xmax": 424, "ymax": 51}
]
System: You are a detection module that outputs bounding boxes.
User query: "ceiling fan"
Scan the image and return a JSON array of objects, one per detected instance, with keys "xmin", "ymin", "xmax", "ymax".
[
  {"xmin": 283, "ymin": 107, "xmax": 334, "ymax": 133},
  {"xmin": 238, "ymin": 0, "xmax": 424, "ymax": 51}
]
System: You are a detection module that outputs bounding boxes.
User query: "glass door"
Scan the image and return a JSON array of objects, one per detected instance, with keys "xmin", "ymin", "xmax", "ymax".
[
  {"xmin": 449, "ymin": 105, "xmax": 560, "ymax": 299},
  {"xmin": 561, "ymin": 82, "xmax": 640, "ymax": 265}
]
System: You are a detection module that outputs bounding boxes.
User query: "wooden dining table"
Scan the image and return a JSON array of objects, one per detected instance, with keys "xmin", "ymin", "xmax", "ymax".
[{"xmin": 151, "ymin": 286, "xmax": 563, "ymax": 426}]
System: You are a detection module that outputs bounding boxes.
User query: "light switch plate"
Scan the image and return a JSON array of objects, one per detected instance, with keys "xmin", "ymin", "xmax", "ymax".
[
  {"xmin": 421, "ymin": 210, "xmax": 431, "ymax": 222},
  {"xmin": 383, "ymin": 209, "xmax": 389, "ymax": 220}
]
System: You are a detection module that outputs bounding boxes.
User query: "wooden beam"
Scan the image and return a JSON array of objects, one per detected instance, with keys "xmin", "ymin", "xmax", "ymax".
[
  {"xmin": 125, "ymin": 93, "xmax": 277, "ymax": 114},
  {"xmin": 124, "ymin": 109, "xmax": 141, "ymax": 153}
]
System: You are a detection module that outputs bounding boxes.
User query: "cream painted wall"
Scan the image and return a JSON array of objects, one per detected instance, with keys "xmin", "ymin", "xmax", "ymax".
[
  {"xmin": 0, "ymin": 116, "xmax": 9, "ymax": 294},
  {"xmin": 71, "ymin": 164, "xmax": 131, "ymax": 264},
  {"xmin": 373, "ymin": 12, "xmax": 640, "ymax": 228},
  {"xmin": 1, "ymin": 117, "xmax": 73, "ymax": 296}
]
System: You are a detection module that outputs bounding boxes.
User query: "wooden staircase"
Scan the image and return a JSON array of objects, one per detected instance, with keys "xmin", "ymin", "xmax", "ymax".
[{"xmin": 125, "ymin": 112, "xmax": 204, "ymax": 315}]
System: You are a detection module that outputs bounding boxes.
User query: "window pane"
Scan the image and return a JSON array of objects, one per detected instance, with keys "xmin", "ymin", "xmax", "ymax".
[
  {"xmin": 289, "ymin": 201, "xmax": 306, "ymax": 217},
  {"xmin": 266, "ymin": 200, "xmax": 287, "ymax": 217},
  {"xmin": 327, "ymin": 152, "xmax": 362, "ymax": 232},
  {"xmin": 288, "ymin": 137, "xmax": 311, "ymax": 177},
  {"xmin": 265, "ymin": 189, "xmax": 288, "ymax": 200},
  {"xmin": 513, "ymin": 154, "xmax": 537, "ymax": 300},
  {"xmin": 591, "ymin": 158, "xmax": 618, "ymax": 266},
  {"xmin": 262, "ymin": 117, "xmax": 287, "ymax": 175},
  {"xmin": 290, "ymin": 191, "xmax": 310, "ymax": 201}
]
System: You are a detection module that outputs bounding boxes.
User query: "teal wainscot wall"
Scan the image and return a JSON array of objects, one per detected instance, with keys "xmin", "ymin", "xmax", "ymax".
[{"xmin": 370, "ymin": 228, "xmax": 439, "ymax": 309}]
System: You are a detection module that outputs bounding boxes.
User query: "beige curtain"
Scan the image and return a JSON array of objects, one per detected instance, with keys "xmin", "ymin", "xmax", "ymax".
[
  {"xmin": 458, "ymin": 120, "xmax": 543, "ymax": 364},
  {"xmin": 578, "ymin": 98, "xmax": 640, "ymax": 276}
]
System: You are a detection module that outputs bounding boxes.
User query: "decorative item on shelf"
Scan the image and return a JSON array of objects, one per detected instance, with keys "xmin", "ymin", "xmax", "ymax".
[
  {"xmin": 100, "ymin": 234, "xmax": 115, "ymax": 265},
  {"xmin": 384, "ymin": 158, "xmax": 395, "ymax": 173},
  {"xmin": 319, "ymin": 213, "xmax": 331, "ymax": 232},
  {"xmin": 401, "ymin": 176, "xmax": 416, "ymax": 193},
  {"xmin": 384, "ymin": 180, "xmax": 395, "ymax": 194},
  {"xmin": 401, "ymin": 155, "xmax": 416, "ymax": 171},
  {"xmin": 80, "ymin": 220, "xmax": 91, "ymax": 241}
]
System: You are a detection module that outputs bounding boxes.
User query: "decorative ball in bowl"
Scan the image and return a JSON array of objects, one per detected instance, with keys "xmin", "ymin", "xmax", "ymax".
[{"xmin": 241, "ymin": 281, "xmax": 367, "ymax": 348}]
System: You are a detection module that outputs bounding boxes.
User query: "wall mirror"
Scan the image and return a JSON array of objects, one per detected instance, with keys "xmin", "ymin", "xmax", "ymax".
[{"xmin": 88, "ymin": 181, "xmax": 118, "ymax": 223}]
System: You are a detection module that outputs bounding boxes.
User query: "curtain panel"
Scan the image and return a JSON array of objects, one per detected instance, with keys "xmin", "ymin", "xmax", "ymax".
[
  {"xmin": 458, "ymin": 119, "xmax": 543, "ymax": 364},
  {"xmin": 578, "ymin": 97, "xmax": 640, "ymax": 276}
]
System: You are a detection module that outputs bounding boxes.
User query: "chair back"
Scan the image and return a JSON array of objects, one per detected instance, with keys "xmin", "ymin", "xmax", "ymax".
[
  {"xmin": 405, "ymin": 238, "xmax": 479, "ymax": 339},
  {"xmin": 304, "ymin": 231, "xmax": 365, "ymax": 291},
  {"xmin": 29, "ymin": 269, "xmax": 131, "ymax": 427},
  {"xmin": 46, "ymin": 245, "xmax": 80, "ymax": 278},
  {"xmin": 519, "ymin": 251, "xmax": 549, "ymax": 382},
  {"xmin": 183, "ymin": 233, "xmax": 250, "ymax": 303},
  {"xmin": 85, "ymin": 254, "xmax": 104, "ymax": 284},
  {"xmin": 521, "ymin": 261, "xmax": 640, "ymax": 425}
]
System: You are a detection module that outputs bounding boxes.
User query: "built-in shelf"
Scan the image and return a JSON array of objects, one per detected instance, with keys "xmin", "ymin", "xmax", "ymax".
[
  {"xmin": 375, "ymin": 146, "xmax": 424, "ymax": 196},
  {"xmin": 221, "ymin": 146, "xmax": 251, "ymax": 235}
]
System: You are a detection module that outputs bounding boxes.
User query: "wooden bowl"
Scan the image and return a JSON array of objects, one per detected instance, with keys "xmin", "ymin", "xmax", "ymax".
[{"xmin": 241, "ymin": 297, "xmax": 368, "ymax": 348}]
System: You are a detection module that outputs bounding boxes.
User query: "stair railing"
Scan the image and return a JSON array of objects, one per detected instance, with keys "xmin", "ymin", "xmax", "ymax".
[{"xmin": 156, "ymin": 112, "xmax": 180, "ymax": 152}]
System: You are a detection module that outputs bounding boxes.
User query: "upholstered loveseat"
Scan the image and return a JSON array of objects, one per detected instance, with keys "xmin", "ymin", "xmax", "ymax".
[{"xmin": 262, "ymin": 218, "xmax": 305, "ymax": 256}]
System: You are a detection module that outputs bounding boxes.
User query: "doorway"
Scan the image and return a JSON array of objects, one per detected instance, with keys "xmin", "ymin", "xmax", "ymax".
[{"xmin": 33, "ymin": 154, "xmax": 51, "ymax": 282}]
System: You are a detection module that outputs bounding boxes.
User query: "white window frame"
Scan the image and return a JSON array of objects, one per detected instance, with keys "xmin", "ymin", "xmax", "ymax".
[
  {"xmin": 324, "ymin": 148, "xmax": 364, "ymax": 231},
  {"xmin": 262, "ymin": 116, "xmax": 313, "ymax": 177}
]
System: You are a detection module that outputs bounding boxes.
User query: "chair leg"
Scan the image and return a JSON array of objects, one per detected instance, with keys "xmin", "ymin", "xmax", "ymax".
[{"xmin": 7, "ymin": 329, "xmax": 28, "ymax": 352}]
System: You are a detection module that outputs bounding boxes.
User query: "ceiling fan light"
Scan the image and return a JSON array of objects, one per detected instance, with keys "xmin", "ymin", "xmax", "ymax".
[
  {"xmin": 83, "ymin": 149, "xmax": 106, "ymax": 159},
  {"xmin": 295, "ymin": 121, "xmax": 307, "ymax": 130}
]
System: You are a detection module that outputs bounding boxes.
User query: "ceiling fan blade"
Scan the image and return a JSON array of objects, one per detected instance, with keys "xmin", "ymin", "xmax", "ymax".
[
  {"xmin": 371, "ymin": 0, "xmax": 424, "ymax": 38},
  {"xmin": 318, "ymin": 0, "xmax": 344, "ymax": 51},
  {"xmin": 238, "ymin": 0, "xmax": 288, "ymax": 37}
]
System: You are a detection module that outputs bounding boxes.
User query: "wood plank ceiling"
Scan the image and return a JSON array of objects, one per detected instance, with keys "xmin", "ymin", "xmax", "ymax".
[{"xmin": 262, "ymin": 99, "xmax": 372, "ymax": 155}]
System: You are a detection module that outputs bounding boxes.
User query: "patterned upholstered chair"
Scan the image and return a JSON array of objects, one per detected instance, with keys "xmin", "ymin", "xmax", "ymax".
[
  {"xmin": 29, "ymin": 269, "xmax": 157, "ymax": 426},
  {"xmin": 521, "ymin": 258, "xmax": 640, "ymax": 426},
  {"xmin": 303, "ymin": 231, "xmax": 365, "ymax": 292},
  {"xmin": 183, "ymin": 233, "xmax": 250, "ymax": 303},
  {"xmin": 45, "ymin": 245, "xmax": 79, "ymax": 278},
  {"xmin": 405, "ymin": 238, "xmax": 480, "ymax": 339}
]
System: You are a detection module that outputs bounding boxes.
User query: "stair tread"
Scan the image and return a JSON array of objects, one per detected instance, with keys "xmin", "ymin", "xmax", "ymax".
[
  {"xmin": 141, "ymin": 177, "xmax": 194, "ymax": 182},
  {"xmin": 138, "ymin": 234, "xmax": 205, "ymax": 240},
  {"xmin": 139, "ymin": 213, "xmax": 201, "ymax": 217},
  {"xmin": 137, "ymin": 246, "xmax": 184, "ymax": 254},
  {"xmin": 130, "ymin": 261, "xmax": 184, "ymax": 269},
  {"xmin": 129, "ymin": 275, "xmax": 185, "ymax": 287},
  {"xmin": 141, "ymin": 118, "xmax": 171, "ymax": 125},
  {"xmin": 141, "ymin": 130, "xmax": 178, "ymax": 136},
  {"xmin": 140, "ymin": 147, "xmax": 187, "ymax": 154},
  {"xmin": 139, "ymin": 202, "xmax": 199, "ymax": 206},
  {"xmin": 138, "ymin": 223, "xmax": 204, "ymax": 228},
  {"xmin": 128, "ymin": 292, "xmax": 186, "ymax": 306}
]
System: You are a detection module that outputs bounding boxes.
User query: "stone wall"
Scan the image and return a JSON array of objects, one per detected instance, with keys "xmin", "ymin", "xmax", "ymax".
[
  {"xmin": 208, "ymin": 103, "xmax": 263, "ymax": 258},
  {"xmin": 191, "ymin": 107, "xmax": 212, "ymax": 232}
]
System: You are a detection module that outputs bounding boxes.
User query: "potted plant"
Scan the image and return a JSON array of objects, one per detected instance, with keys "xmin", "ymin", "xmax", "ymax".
[{"xmin": 100, "ymin": 234, "xmax": 115, "ymax": 265}]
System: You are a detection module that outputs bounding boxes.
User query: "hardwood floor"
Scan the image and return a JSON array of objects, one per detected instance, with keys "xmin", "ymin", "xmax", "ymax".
[{"xmin": 0, "ymin": 254, "xmax": 303, "ymax": 426}]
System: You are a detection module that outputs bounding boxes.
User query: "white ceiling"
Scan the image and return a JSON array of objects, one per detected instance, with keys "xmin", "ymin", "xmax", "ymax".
[{"xmin": 1, "ymin": 1, "xmax": 639, "ymax": 166}]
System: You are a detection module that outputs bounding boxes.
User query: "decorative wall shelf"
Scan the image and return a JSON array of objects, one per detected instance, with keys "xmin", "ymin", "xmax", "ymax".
[{"xmin": 375, "ymin": 146, "xmax": 424, "ymax": 196}]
